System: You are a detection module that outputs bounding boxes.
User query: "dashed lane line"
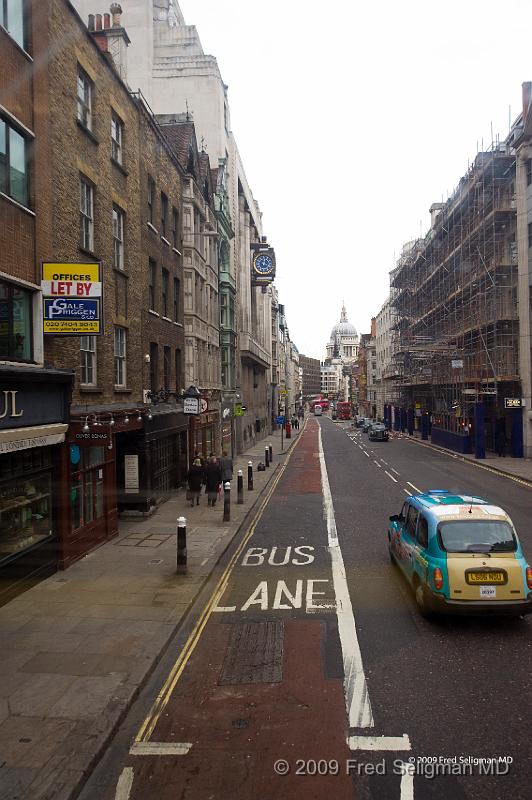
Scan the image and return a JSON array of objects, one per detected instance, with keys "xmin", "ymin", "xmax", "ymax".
[
  {"xmin": 407, "ymin": 481, "xmax": 421, "ymax": 493},
  {"xmin": 348, "ymin": 735, "xmax": 411, "ymax": 751},
  {"xmin": 130, "ymin": 743, "xmax": 192, "ymax": 756},
  {"xmin": 391, "ymin": 468, "xmax": 400, "ymax": 475},
  {"xmin": 374, "ymin": 460, "xmax": 382, "ymax": 468},
  {"xmin": 403, "ymin": 489, "xmax": 412, "ymax": 496},
  {"xmin": 385, "ymin": 470, "xmax": 398, "ymax": 483}
]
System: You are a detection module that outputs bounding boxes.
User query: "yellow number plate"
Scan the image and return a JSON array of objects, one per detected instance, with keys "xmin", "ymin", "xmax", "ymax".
[{"xmin": 466, "ymin": 571, "xmax": 506, "ymax": 585}]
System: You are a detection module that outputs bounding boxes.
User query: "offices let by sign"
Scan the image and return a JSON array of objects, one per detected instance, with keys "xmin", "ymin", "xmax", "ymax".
[{"xmin": 42, "ymin": 263, "xmax": 103, "ymax": 335}]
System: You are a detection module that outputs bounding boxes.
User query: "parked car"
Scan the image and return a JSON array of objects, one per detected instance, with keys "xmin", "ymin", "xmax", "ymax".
[
  {"xmin": 369, "ymin": 423, "xmax": 389, "ymax": 441},
  {"xmin": 388, "ymin": 490, "xmax": 532, "ymax": 617},
  {"xmin": 362, "ymin": 419, "xmax": 374, "ymax": 433}
]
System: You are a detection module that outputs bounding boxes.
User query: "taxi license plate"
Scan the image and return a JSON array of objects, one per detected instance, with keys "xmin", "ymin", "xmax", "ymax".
[{"xmin": 466, "ymin": 570, "xmax": 506, "ymax": 585}]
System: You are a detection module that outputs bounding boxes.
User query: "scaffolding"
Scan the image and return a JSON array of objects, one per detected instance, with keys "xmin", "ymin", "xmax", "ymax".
[{"xmin": 389, "ymin": 143, "xmax": 519, "ymax": 449}]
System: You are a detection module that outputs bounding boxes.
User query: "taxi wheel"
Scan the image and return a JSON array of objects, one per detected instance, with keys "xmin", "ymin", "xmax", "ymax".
[{"xmin": 414, "ymin": 581, "xmax": 432, "ymax": 618}]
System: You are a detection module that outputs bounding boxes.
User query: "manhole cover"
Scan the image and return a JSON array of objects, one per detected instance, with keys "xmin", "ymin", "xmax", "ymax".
[{"xmin": 219, "ymin": 621, "xmax": 283, "ymax": 685}]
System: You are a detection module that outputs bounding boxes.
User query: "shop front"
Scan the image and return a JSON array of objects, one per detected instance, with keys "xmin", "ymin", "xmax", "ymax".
[
  {"xmin": 189, "ymin": 408, "xmax": 221, "ymax": 461},
  {"xmin": 0, "ymin": 366, "xmax": 72, "ymax": 605}
]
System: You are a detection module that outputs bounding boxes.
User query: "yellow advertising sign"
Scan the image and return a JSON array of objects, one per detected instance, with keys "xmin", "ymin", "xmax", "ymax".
[
  {"xmin": 41, "ymin": 262, "xmax": 103, "ymax": 335},
  {"xmin": 43, "ymin": 319, "xmax": 101, "ymax": 333},
  {"xmin": 42, "ymin": 263, "xmax": 100, "ymax": 282}
]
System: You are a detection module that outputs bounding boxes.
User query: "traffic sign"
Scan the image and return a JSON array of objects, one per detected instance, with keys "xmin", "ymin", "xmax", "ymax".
[{"xmin": 275, "ymin": 416, "xmax": 285, "ymax": 425}]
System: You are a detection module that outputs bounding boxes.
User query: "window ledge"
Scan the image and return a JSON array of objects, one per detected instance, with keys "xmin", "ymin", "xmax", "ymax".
[
  {"xmin": 76, "ymin": 118, "xmax": 99, "ymax": 145},
  {"xmin": 79, "ymin": 245, "xmax": 97, "ymax": 259},
  {"xmin": 113, "ymin": 266, "xmax": 129, "ymax": 278},
  {"xmin": 172, "ymin": 247, "xmax": 182, "ymax": 256},
  {"xmin": 147, "ymin": 222, "xmax": 158, "ymax": 234},
  {"xmin": 114, "ymin": 386, "xmax": 132, "ymax": 393},
  {"xmin": 111, "ymin": 157, "xmax": 128, "ymax": 176},
  {"xmin": 0, "ymin": 26, "xmax": 32, "ymax": 61},
  {"xmin": 162, "ymin": 316, "xmax": 172, "ymax": 323},
  {"xmin": 79, "ymin": 386, "xmax": 102, "ymax": 393},
  {"xmin": 161, "ymin": 236, "xmax": 172, "ymax": 247},
  {"xmin": 173, "ymin": 321, "xmax": 184, "ymax": 328},
  {"xmin": 148, "ymin": 309, "xmax": 159, "ymax": 317},
  {"xmin": 0, "ymin": 191, "xmax": 34, "ymax": 217}
]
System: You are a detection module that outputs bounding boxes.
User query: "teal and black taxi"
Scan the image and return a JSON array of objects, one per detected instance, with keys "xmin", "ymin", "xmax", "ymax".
[{"xmin": 388, "ymin": 490, "xmax": 532, "ymax": 617}]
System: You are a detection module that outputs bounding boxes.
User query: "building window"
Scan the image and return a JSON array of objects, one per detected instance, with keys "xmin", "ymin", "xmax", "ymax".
[
  {"xmin": 0, "ymin": 278, "xmax": 33, "ymax": 362},
  {"xmin": 112, "ymin": 205, "xmax": 124, "ymax": 270},
  {"xmin": 149, "ymin": 341, "xmax": 158, "ymax": 392},
  {"xmin": 163, "ymin": 345, "xmax": 171, "ymax": 390},
  {"xmin": 527, "ymin": 159, "xmax": 532, "ymax": 187},
  {"xmin": 149, "ymin": 259, "xmax": 156, "ymax": 311},
  {"xmin": 173, "ymin": 277, "xmax": 180, "ymax": 322},
  {"xmin": 160, "ymin": 192, "xmax": 168, "ymax": 238},
  {"xmin": 114, "ymin": 326, "xmax": 127, "ymax": 387},
  {"xmin": 111, "ymin": 111, "xmax": 123, "ymax": 164},
  {"xmin": 161, "ymin": 268, "xmax": 169, "ymax": 317},
  {"xmin": 175, "ymin": 349, "xmax": 181, "ymax": 394},
  {"xmin": 147, "ymin": 175, "xmax": 155, "ymax": 224},
  {"xmin": 172, "ymin": 207, "xmax": 179, "ymax": 248},
  {"xmin": 77, "ymin": 66, "xmax": 92, "ymax": 130},
  {"xmin": 79, "ymin": 175, "xmax": 93, "ymax": 251},
  {"xmin": 0, "ymin": 118, "xmax": 29, "ymax": 207},
  {"xmin": 1, "ymin": 0, "xmax": 26, "ymax": 49},
  {"xmin": 80, "ymin": 335, "xmax": 97, "ymax": 385},
  {"xmin": 528, "ymin": 222, "xmax": 532, "ymax": 249},
  {"xmin": 71, "ymin": 447, "xmax": 105, "ymax": 531}
]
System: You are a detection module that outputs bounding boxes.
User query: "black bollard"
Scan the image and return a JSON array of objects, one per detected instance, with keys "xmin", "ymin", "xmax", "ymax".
[
  {"xmin": 223, "ymin": 481, "xmax": 231, "ymax": 521},
  {"xmin": 176, "ymin": 515, "xmax": 187, "ymax": 573},
  {"xmin": 247, "ymin": 461, "xmax": 253, "ymax": 491},
  {"xmin": 268, "ymin": 443, "xmax": 273, "ymax": 463},
  {"xmin": 237, "ymin": 469, "xmax": 244, "ymax": 504},
  {"xmin": 265, "ymin": 446, "xmax": 270, "ymax": 468}
]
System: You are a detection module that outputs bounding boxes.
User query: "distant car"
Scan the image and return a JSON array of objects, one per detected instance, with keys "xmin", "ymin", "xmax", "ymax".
[
  {"xmin": 362, "ymin": 419, "xmax": 374, "ymax": 432},
  {"xmin": 355, "ymin": 416, "xmax": 365, "ymax": 428},
  {"xmin": 369, "ymin": 423, "xmax": 389, "ymax": 441},
  {"xmin": 314, "ymin": 405, "xmax": 323, "ymax": 416},
  {"xmin": 388, "ymin": 490, "xmax": 532, "ymax": 617}
]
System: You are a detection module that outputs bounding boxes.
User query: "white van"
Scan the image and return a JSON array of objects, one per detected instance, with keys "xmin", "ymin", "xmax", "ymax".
[{"xmin": 314, "ymin": 405, "xmax": 323, "ymax": 416}]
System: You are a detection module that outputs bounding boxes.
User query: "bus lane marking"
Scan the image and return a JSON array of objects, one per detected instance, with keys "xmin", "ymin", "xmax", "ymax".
[
  {"xmin": 319, "ymin": 426, "xmax": 374, "ymax": 729},
  {"xmin": 115, "ymin": 767, "xmax": 134, "ymax": 800}
]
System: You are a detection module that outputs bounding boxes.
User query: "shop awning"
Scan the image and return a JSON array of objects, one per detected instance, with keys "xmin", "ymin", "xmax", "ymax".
[{"xmin": 0, "ymin": 423, "xmax": 68, "ymax": 454}]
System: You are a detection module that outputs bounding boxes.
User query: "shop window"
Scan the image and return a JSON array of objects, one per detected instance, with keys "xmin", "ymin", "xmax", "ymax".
[
  {"xmin": 0, "ymin": 117, "xmax": 29, "ymax": 207},
  {"xmin": 0, "ymin": 447, "xmax": 53, "ymax": 561},
  {"xmin": 0, "ymin": 278, "xmax": 33, "ymax": 362},
  {"xmin": 70, "ymin": 446, "xmax": 105, "ymax": 531},
  {"xmin": 80, "ymin": 335, "xmax": 97, "ymax": 385}
]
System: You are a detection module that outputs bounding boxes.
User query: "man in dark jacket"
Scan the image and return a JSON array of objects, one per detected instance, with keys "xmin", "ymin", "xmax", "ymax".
[
  {"xmin": 186, "ymin": 458, "xmax": 204, "ymax": 506},
  {"xmin": 219, "ymin": 450, "xmax": 233, "ymax": 484},
  {"xmin": 205, "ymin": 455, "xmax": 222, "ymax": 507}
]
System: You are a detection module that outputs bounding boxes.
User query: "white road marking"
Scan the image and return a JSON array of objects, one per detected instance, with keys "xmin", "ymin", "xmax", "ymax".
[
  {"xmin": 363, "ymin": 451, "xmax": 370, "ymax": 458},
  {"xmin": 318, "ymin": 428, "xmax": 374, "ymax": 728},
  {"xmin": 348, "ymin": 734, "xmax": 411, "ymax": 751},
  {"xmin": 130, "ymin": 742, "xmax": 192, "ymax": 756},
  {"xmin": 400, "ymin": 762, "xmax": 415, "ymax": 799},
  {"xmin": 385, "ymin": 470, "xmax": 398, "ymax": 483},
  {"xmin": 403, "ymin": 489, "xmax": 412, "ymax": 495},
  {"xmin": 115, "ymin": 767, "xmax": 134, "ymax": 800},
  {"xmin": 213, "ymin": 605, "xmax": 237, "ymax": 612},
  {"xmin": 381, "ymin": 460, "xmax": 388, "ymax": 465},
  {"xmin": 407, "ymin": 481, "xmax": 421, "ymax": 492},
  {"xmin": 374, "ymin": 460, "xmax": 382, "ymax": 468},
  {"xmin": 392, "ymin": 468, "xmax": 400, "ymax": 475},
  {"xmin": 358, "ymin": 444, "xmax": 363, "ymax": 450},
  {"xmin": 200, "ymin": 558, "xmax": 209, "ymax": 566}
]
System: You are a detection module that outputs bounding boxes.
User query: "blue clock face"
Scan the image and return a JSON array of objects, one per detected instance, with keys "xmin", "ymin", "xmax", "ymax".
[{"xmin": 254, "ymin": 254, "xmax": 274, "ymax": 274}]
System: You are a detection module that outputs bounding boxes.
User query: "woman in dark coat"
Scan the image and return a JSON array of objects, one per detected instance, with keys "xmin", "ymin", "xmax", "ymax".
[
  {"xmin": 186, "ymin": 458, "xmax": 204, "ymax": 506},
  {"xmin": 204, "ymin": 455, "xmax": 222, "ymax": 507}
]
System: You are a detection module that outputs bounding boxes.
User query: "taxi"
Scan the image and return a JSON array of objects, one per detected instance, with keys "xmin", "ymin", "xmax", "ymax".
[{"xmin": 387, "ymin": 490, "xmax": 532, "ymax": 617}]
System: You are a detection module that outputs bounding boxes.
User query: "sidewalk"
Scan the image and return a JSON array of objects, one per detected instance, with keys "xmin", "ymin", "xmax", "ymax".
[
  {"xmin": 399, "ymin": 431, "xmax": 532, "ymax": 487},
  {"xmin": 0, "ymin": 424, "xmax": 303, "ymax": 800}
]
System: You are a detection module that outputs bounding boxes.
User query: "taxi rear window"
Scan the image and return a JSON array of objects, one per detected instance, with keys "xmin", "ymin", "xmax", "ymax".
[{"xmin": 437, "ymin": 520, "xmax": 516, "ymax": 553}]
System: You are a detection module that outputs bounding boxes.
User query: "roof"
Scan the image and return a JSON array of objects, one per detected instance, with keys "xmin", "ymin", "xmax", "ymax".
[{"xmin": 410, "ymin": 492, "xmax": 509, "ymax": 521}]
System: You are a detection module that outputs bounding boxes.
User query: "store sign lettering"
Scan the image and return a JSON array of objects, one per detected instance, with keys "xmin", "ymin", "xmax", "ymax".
[{"xmin": 0, "ymin": 390, "xmax": 23, "ymax": 420}]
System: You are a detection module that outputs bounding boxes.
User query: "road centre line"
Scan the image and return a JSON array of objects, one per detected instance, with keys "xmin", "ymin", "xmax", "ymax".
[
  {"xmin": 319, "ymin": 427, "xmax": 373, "ymax": 729},
  {"xmin": 381, "ymin": 459, "xmax": 388, "ymax": 465},
  {"xmin": 407, "ymin": 481, "xmax": 421, "ymax": 492},
  {"xmin": 364, "ymin": 451, "xmax": 370, "ymax": 458},
  {"xmin": 135, "ymin": 434, "xmax": 299, "ymax": 745},
  {"xmin": 374, "ymin": 460, "xmax": 382, "ymax": 468},
  {"xmin": 403, "ymin": 489, "xmax": 412, "ymax": 495},
  {"xmin": 348, "ymin": 735, "xmax": 411, "ymax": 751},
  {"xmin": 391, "ymin": 468, "xmax": 400, "ymax": 475},
  {"xmin": 385, "ymin": 470, "xmax": 398, "ymax": 483}
]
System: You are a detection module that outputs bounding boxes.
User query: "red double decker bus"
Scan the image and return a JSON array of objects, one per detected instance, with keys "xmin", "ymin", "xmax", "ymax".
[{"xmin": 336, "ymin": 401, "xmax": 352, "ymax": 420}]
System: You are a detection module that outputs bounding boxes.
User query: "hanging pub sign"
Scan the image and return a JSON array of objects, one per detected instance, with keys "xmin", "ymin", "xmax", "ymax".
[
  {"xmin": 41, "ymin": 262, "xmax": 103, "ymax": 335},
  {"xmin": 250, "ymin": 245, "xmax": 276, "ymax": 286}
]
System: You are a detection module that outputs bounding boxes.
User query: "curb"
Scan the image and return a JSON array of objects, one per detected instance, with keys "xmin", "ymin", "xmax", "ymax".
[
  {"xmin": 66, "ymin": 429, "xmax": 302, "ymax": 800},
  {"xmin": 404, "ymin": 434, "xmax": 532, "ymax": 489}
]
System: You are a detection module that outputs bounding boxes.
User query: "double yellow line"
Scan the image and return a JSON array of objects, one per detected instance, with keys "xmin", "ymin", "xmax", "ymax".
[{"xmin": 136, "ymin": 433, "xmax": 302, "ymax": 743}]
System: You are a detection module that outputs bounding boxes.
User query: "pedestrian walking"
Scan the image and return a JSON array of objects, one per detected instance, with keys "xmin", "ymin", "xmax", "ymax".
[
  {"xmin": 219, "ymin": 450, "xmax": 233, "ymax": 483},
  {"xmin": 495, "ymin": 428, "xmax": 506, "ymax": 457},
  {"xmin": 205, "ymin": 455, "xmax": 222, "ymax": 507},
  {"xmin": 186, "ymin": 458, "xmax": 204, "ymax": 507}
]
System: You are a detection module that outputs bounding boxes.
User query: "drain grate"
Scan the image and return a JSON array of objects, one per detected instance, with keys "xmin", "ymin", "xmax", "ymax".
[{"xmin": 219, "ymin": 621, "xmax": 284, "ymax": 685}]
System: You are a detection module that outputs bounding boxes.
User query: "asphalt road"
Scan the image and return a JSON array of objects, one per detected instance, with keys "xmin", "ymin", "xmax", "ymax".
[{"xmin": 79, "ymin": 416, "xmax": 531, "ymax": 800}]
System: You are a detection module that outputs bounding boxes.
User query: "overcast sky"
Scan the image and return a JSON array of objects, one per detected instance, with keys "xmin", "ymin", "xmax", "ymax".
[{"xmin": 180, "ymin": 0, "xmax": 531, "ymax": 360}]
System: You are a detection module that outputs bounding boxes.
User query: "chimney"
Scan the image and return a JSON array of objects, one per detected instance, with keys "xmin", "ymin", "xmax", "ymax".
[{"xmin": 89, "ymin": 5, "xmax": 130, "ymax": 81}]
